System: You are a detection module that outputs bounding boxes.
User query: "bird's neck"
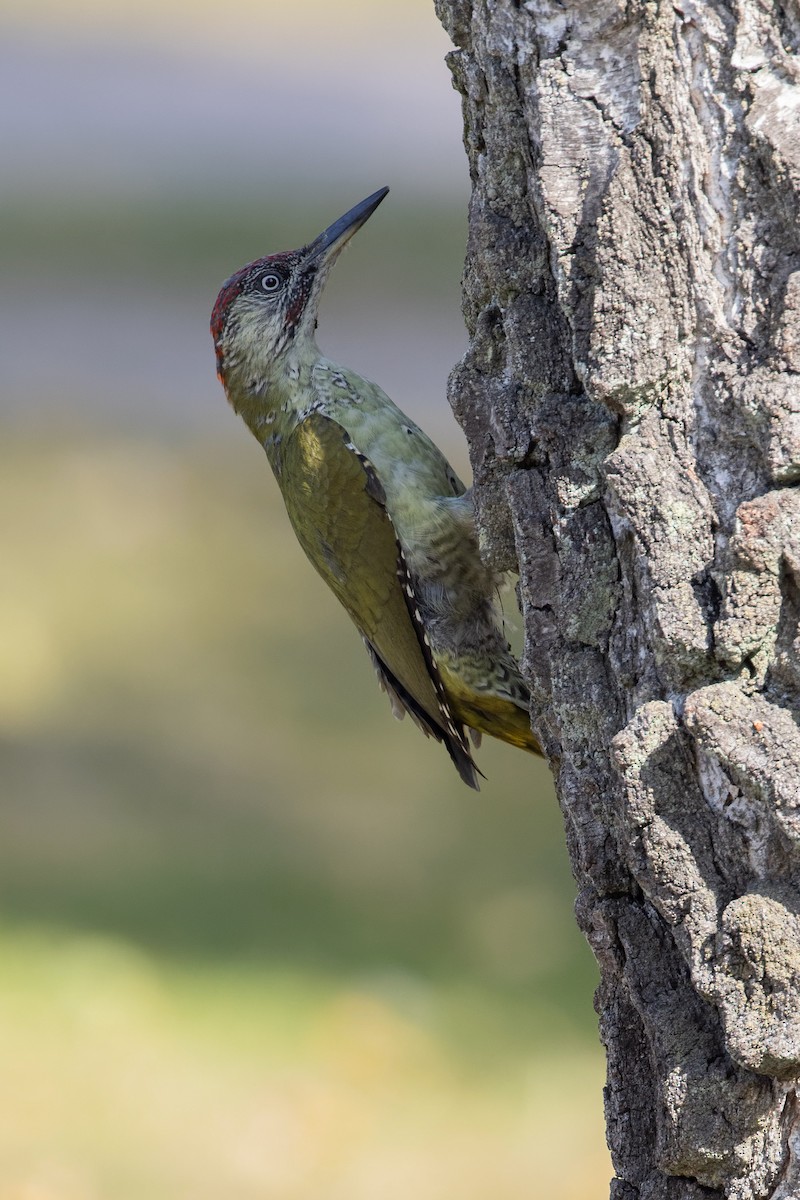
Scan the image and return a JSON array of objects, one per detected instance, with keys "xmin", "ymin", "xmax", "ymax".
[{"xmin": 223, "ymin": 336, "xmax": 320, "ymax": 448}]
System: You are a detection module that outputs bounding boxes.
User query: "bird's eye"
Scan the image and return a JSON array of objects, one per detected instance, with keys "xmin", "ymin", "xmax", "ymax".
[{"xmin": 261, "ymin": 272, "xmax": 283, "ymax": 292}]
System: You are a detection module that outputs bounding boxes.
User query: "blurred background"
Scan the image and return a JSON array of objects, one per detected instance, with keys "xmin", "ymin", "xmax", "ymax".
[{"xmin": 1, "ymin": 1, "xmax": 608, "ymax": 1196}]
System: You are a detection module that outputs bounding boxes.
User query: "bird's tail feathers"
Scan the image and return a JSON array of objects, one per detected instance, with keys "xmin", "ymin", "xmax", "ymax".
[{"xmin": 363, "ymin": 639, "xmax": 482, "ymax": 789}]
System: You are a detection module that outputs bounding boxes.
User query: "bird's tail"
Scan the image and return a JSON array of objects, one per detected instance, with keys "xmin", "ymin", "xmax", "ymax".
[{"xmin": 363, "ymin": 638, "xmax": 483, "ymax": 789}]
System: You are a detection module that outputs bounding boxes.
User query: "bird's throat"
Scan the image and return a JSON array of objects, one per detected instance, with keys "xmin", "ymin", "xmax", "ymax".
[{"xmin": 224, "ymin": 365, "xmax": 309, "ymax": 481}]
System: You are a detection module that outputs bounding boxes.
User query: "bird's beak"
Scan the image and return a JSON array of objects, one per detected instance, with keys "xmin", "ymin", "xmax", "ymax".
[{"xmin": 302, "ymin": 187, "xmax": 389, "ymax": 270}]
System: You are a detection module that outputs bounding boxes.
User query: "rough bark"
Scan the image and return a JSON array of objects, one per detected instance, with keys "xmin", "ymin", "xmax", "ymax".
[{"xmin": 434, "ymin": 0, "xmax": 800, "ymax": 1196}]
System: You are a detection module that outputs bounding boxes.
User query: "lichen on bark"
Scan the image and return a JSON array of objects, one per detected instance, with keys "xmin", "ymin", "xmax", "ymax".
[{"xmin": 434, "ymin": 0, "xmax": 800, "ymax": 1196}]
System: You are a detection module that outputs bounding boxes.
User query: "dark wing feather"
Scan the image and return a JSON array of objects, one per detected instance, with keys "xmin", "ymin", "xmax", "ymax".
[{"xmin": 280, "ymin": 413, "xmax": 479, "ymax": 788}]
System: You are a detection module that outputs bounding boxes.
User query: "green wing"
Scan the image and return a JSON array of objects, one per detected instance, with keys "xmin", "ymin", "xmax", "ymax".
[{"xmin": 280, "ymin": 412, "xmax": 479, "ymax": 788}]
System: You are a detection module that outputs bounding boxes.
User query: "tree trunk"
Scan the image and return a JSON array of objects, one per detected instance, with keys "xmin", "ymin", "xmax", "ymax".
[{"xmin": 434, "ymin": 0, "xmax": 800, "ymax": 1195}]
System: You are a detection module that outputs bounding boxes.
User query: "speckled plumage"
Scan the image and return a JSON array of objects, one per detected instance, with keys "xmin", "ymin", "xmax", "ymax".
[{"xmin": 211, "ymin": 188, "xmax": 541, "ymax": 787}]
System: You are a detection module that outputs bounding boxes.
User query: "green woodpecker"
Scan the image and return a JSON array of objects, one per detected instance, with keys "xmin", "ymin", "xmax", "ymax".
[{"xmin": 211, "ymin": 187, "xmax": 541, "ymax": 788}]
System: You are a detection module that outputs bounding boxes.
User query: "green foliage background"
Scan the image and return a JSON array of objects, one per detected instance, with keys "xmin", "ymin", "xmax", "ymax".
[{"xmin": 0, "ymin": 6, "xmax": 609, "ymax": 1187}]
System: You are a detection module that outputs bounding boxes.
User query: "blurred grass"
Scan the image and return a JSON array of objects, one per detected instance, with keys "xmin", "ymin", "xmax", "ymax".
[
  {"xmin": 0, "ymin": 430, "xmax": 608, "ymax": 1195},
  {"xmin": 0, "ymin": 929, "xmax": 607, "ymax": 1200}
]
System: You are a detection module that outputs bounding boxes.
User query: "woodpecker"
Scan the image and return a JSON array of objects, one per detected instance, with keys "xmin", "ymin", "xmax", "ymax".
[{"xmin": 211, "ymin": 187, "xmax": 541, "ymax": 788}]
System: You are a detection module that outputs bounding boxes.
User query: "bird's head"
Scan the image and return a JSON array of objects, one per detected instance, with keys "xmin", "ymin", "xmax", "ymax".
[{"xmin": 211, "ymin": 186, "xmax": 389, "ymax": 387}]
